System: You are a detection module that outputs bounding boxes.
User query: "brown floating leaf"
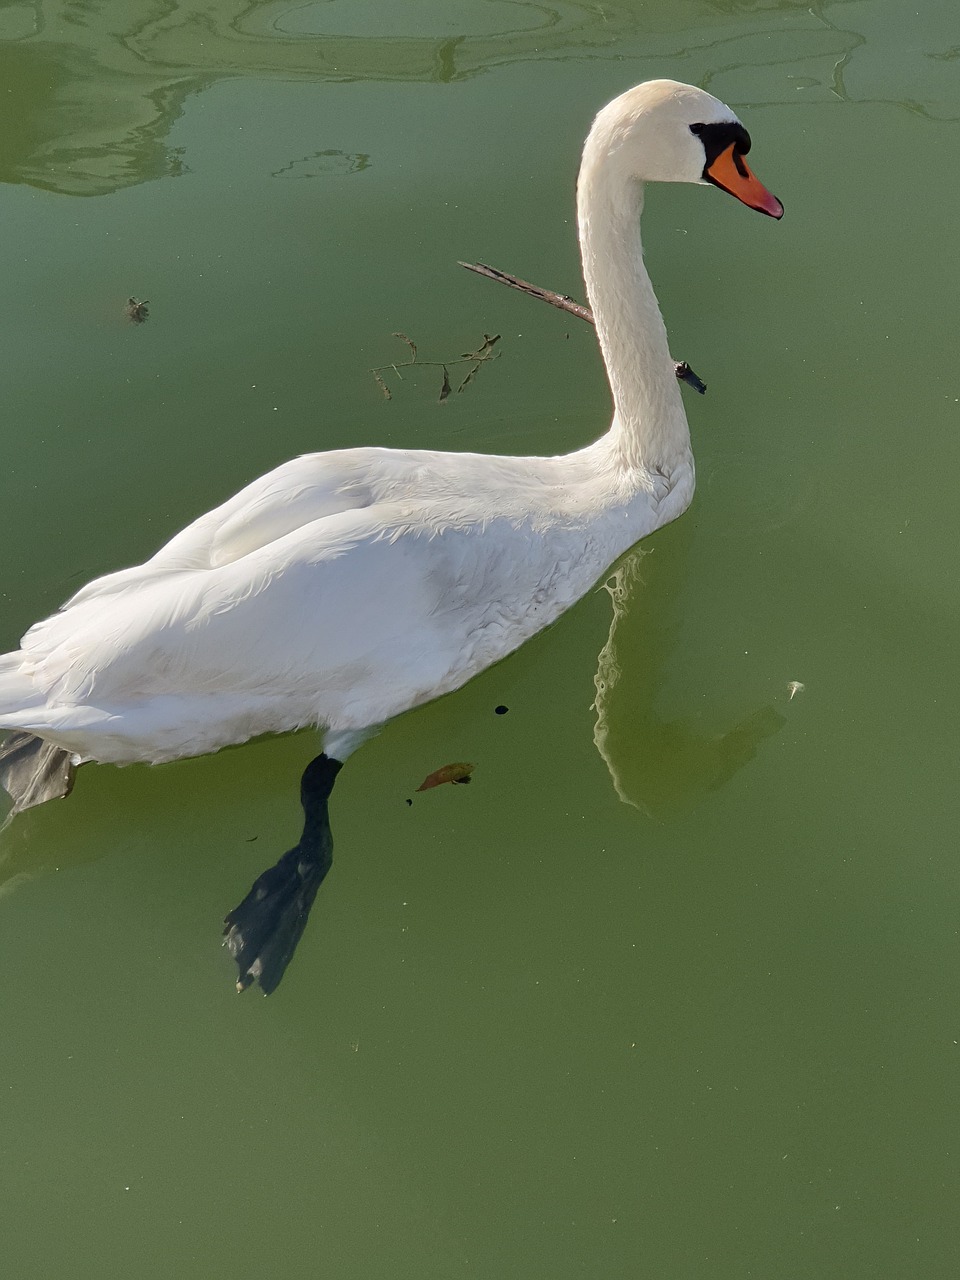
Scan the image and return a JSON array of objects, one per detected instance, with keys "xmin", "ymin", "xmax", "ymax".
[
  {"xmin": 438, "ymin": 364, "xmax": 452, "ymax": 403},
  {"xmin": 417, "ymin": 762, "xmax": 475, "ymax": 791},
  {"xmin": 372, "ymin": 370, "xmax": 392, "ymax": 400},
  {"xmin": 393, "ymin": 331, "xmax": 417, "ymax": 359}
]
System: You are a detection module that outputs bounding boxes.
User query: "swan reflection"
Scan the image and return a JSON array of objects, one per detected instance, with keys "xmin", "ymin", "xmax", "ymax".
[{"xmin": 592, "ymin": 542, "xmax": 784, "ymax": 819}]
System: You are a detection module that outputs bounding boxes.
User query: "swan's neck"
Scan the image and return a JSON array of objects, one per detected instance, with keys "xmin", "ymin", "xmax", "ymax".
[{"xmin": 577, "ymin": 143, "xmax": 691, "ymax": 473}]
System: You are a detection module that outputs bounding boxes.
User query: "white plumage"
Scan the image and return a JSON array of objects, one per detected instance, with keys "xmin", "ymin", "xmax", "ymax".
[{"xmin": 0, "ymin": 79, "xmax": 780, "ymax": 779}]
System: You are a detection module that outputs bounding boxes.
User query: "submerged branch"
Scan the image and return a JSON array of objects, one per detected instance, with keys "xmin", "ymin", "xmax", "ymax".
[{"xmin": 458, "ymin": 261, "xmax": 706, "ymax": 395}]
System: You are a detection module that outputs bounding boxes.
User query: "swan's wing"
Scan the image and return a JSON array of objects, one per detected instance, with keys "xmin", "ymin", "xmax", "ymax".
[
  {"xmin": 58, "ymin": 451, "xmax": 379, "ymax": 611},
  {"xmin": 21, "ymin": 505, "xmax": 469, "ymax": 727},
  {"xmin": 8, "ymin": 474, "xmax": 600, "ymax": 755},
  {"xmin": 168, "ymin": 453, "xmax": 378, "ymax": 569},
  {"xmin": 42, "ymin": 515, "xmax": 577, "ymax": 707}
]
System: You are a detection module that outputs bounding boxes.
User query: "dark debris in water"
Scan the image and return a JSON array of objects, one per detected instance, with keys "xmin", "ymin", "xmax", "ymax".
[{"xmin": 125, "ymin": 297, "xmax": 150, "ymax": 324}]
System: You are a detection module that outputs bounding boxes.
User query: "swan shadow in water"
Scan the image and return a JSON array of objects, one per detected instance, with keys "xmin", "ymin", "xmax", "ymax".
[{"xmin": 592, "ymin": 539, "xmax": 785, "ymax": 820}]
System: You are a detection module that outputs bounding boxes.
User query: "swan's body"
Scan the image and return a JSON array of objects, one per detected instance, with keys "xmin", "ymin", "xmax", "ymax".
[
  {"xmin": 0, "ymin": 81, "xmax": 781, "ymax": 991},
  {"xmin": 0, "ymin": 438, "xmax": 691, "ymax": 765}
]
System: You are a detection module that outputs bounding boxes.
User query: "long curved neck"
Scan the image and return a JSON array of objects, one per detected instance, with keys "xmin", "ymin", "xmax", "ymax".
[{"xmin": 577, "ymin": 138, "xmax": 691, "ymax": 473}]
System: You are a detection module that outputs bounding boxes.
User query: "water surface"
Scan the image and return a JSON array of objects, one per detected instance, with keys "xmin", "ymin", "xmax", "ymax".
[{"xmin": 0, "ymin": 2, "xmax": 958, "ymax": 1277}]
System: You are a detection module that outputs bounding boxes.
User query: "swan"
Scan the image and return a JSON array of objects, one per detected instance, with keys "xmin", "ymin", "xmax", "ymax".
[{"xmin": 0, "ymin": 80, "xmax": 782, "ymax": 992}]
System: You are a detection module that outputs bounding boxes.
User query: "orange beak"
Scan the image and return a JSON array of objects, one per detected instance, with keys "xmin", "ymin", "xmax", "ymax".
[{"xmin": 706, "ymin": 144, "xmax": 783, "ymax": 219}]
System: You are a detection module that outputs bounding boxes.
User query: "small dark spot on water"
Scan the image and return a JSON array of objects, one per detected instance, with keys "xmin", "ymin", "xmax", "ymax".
[
  {"xmin": 405, "ymin": 798, "xmax": 413, "ymax": 806},
  {"xmin": 245, "ymin": 836, "xmax": 258, "ymax": 842},
  {"xmin": 495, "ymin": 704, "xmax": 509, "ymax": 715},
  {"xmin": 125, "ymin": 297, "xmax": 150, "ymax": 324}
]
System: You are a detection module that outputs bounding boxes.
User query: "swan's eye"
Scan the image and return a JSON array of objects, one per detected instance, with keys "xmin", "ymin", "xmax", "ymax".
[{"xmin": 690, "ymin": 121, "xmax": 752, "ymax": 176}]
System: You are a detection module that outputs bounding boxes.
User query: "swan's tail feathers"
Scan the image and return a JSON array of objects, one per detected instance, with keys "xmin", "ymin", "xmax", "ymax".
[{"xmin": 0, "ymin": 731, "xmax": 77, "ymax": 815}]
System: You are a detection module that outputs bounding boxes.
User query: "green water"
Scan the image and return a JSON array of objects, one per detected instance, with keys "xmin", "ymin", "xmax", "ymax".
[{"xmin": 1, "ymin": 2, "xmax": 958, "ymax": 1276}]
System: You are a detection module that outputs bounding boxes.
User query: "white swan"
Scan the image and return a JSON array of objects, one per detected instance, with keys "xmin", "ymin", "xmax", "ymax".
[{"xmin": 0, "ymin": 80, "xmax": 781, "ymax": 991}]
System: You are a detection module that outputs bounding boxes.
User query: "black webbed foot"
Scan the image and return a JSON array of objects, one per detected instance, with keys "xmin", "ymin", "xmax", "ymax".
[
  {"xmin": 223, "ymin": 753, "xmax": 342, "ymax": 994},
  {"xmin": 674, "ymin": 361, "xmax": 707, "ymax": 394}
]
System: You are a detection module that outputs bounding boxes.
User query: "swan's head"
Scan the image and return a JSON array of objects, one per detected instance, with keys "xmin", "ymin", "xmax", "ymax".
[{"xmin": 587, "ymin": 79, "xmax": 783, "ymax": 218}]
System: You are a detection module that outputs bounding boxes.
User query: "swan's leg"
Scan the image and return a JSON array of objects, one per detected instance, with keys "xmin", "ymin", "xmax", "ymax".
[{"xmin": 223, "ymin": 753, "xmax": 342, "ymax": 995}]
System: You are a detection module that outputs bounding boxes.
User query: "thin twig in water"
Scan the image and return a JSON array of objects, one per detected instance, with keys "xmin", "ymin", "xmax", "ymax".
[{"xmin": 371, "ymin": 330, "xmax": 501, "ymax": 403}]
